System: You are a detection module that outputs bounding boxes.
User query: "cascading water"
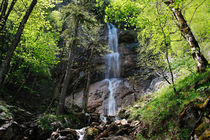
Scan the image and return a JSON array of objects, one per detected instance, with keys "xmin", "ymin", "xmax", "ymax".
[{"xmin": 104, "ymin": 23, "xmax": 121, "ymax": 117}]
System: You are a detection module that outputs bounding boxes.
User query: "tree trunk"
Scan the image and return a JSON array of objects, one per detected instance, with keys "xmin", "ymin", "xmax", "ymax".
[
  {"xmin": 0, "ymin": 0, "xmax": 37, "ymax": 84},
  {"xmin": 82, "ymin": 43, "xmax": 94, "ymax": 112},
  {"xmin": 56, "ymin": 18, "xmax": 79, "ymax": 115},
  {"xmin": 164, "ymin": 0, "xmax": 208, "ymax": 73},
  {"xmin": 165, "ymin": 44, "xmax": 177, "ymax": 95}
]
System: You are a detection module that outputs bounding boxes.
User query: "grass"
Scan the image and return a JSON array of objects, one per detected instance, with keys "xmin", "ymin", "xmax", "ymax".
[{"xmin": 128, "ymin": 68, "xmax": 210, "ymax": 139}]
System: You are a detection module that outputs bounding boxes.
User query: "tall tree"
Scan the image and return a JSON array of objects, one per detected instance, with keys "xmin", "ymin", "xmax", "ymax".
[
  {"xmin": 163, "ymin": 0, "xmax": 208, "ymax": 73},
  {"xmin": 0, "ymin": 0, "xmax": 37, "ymax": 84},
  {"xmin": 155, "ymin": 3, "xmax": 177, "ymax": 94},
  {"xmin": 56, "ymin": 1, "xmax": 102, "ymax": 114},
  {"xmin": 56, "ymin": 17, "xmax": 79, "ymax": 115}
]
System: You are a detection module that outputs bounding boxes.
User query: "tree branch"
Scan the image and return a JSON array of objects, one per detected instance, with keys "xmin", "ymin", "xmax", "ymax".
[{"xmin": 189, "ymin": 0, "xmax": 206, "ymax": 26}]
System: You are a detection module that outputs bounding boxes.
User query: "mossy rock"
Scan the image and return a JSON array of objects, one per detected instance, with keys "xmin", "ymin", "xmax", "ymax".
[
  {"xmin": 87, "ymin": 127, "xmax": 99, "ymax": 136},
  {"xmin": 85, "ymin": 127, "xmax": 100, "ymax": 140}
]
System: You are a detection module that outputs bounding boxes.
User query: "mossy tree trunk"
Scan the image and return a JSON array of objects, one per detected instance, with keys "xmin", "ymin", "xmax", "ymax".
[{"xmin": 164, "ymin": 0, "xmax": 208, "ymax": 73}]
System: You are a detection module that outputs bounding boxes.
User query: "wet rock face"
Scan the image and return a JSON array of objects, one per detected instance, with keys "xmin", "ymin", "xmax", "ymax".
[
  {"xmin": 65, "ymin": 79, "xmax": 141, "ymax": 114},
  {"xmin": 119, "ymin": 42, "xmax": 138, "ymax": 78},
  {"xmin": 91, "ymin": 28, "xmax": 139, "ymax": 82}
]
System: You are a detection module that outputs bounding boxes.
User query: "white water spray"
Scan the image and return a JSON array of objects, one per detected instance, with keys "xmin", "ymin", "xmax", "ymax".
[{"xmin": 76, "ymin": 128, "xmax": 86, "ymax": 140}]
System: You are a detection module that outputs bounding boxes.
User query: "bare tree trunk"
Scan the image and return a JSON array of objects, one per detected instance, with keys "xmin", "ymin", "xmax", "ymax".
[
  {"xmin": 164, "ymin": 0, "xmax": 208, "ymax": 73},
  {"xmin": 0, "ymin": 0, "xmax": 37, "ymax": 84},
  {"xmin": 82, "ymin": 43, "xmax": 94, "ymax": 112},
  {"xmin": 56, "ymin": 18, "xmax": 79, "ymax": 115}
]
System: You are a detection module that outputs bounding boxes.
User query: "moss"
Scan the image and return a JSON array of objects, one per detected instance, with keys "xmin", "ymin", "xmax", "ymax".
[{"xmin": 87, "ymin": 127, "xmax": 99, "ymax": 136}]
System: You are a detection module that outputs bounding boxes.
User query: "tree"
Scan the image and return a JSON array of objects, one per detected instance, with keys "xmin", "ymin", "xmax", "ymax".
[
  {"xmin": 56, "ymin": 0, "xmax": 105, "ymax": 114},
  {"xmin": 155, "ymin": 3, "xmax": 177, "ymax": 94},
  {"xmin": 105, "ymin": 0, "xmax": 141, "ymax": 29},
  {"xmin": 0, "ymin": 0, "xmax": 37, "ymax": 84},
  {"xmin": 163, "ymin": 0, "xmax": 208, "ymax": 73}
]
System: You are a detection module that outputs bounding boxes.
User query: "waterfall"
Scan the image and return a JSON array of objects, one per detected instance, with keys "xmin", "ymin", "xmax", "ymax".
[
  {"xmin": 104, "ymin": 23, "xmax": 120, "ymax": 116},
  {"xmin": 106, "ymin": 23, "xmax": 120, "ymax": 79}
]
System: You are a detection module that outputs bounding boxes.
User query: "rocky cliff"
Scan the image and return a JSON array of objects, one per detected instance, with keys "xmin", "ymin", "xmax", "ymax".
[{"xmin": 65, "ymin": 27, "xmax": 156, "ymax": 114}]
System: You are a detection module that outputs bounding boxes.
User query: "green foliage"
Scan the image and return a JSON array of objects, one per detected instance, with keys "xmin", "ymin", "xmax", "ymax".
[
  {"xmin": 38, "ymin": 111, "xmax": 87, "ymax": 131},
  {"xmin": 1, "ymin": 0, "xmax": 61, "ymax": 93},
  {"xmin": 170, "ymin": 56, "xmax": 196, "ymax": 73},
  {"xmin": 61, "ymin": 1, "xmax": 106, "ymax": 62},
  {"xmin": 105, "ymin": 0, "xmax": 142, "ymax": 29},
  {"xmin": 38, "ymin": 114, "xmax": 59, "ymax": 131},
  {"xmin": 47, "ymin": 10, "xmax": 63, "ymax": 32},
  {"xmin": 94, "ymin": 0, "xmax": 111, "ymax": 22},
  {"xmin": 13, "ymin": 0, "xmax": 60, "ymax": 73}
]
